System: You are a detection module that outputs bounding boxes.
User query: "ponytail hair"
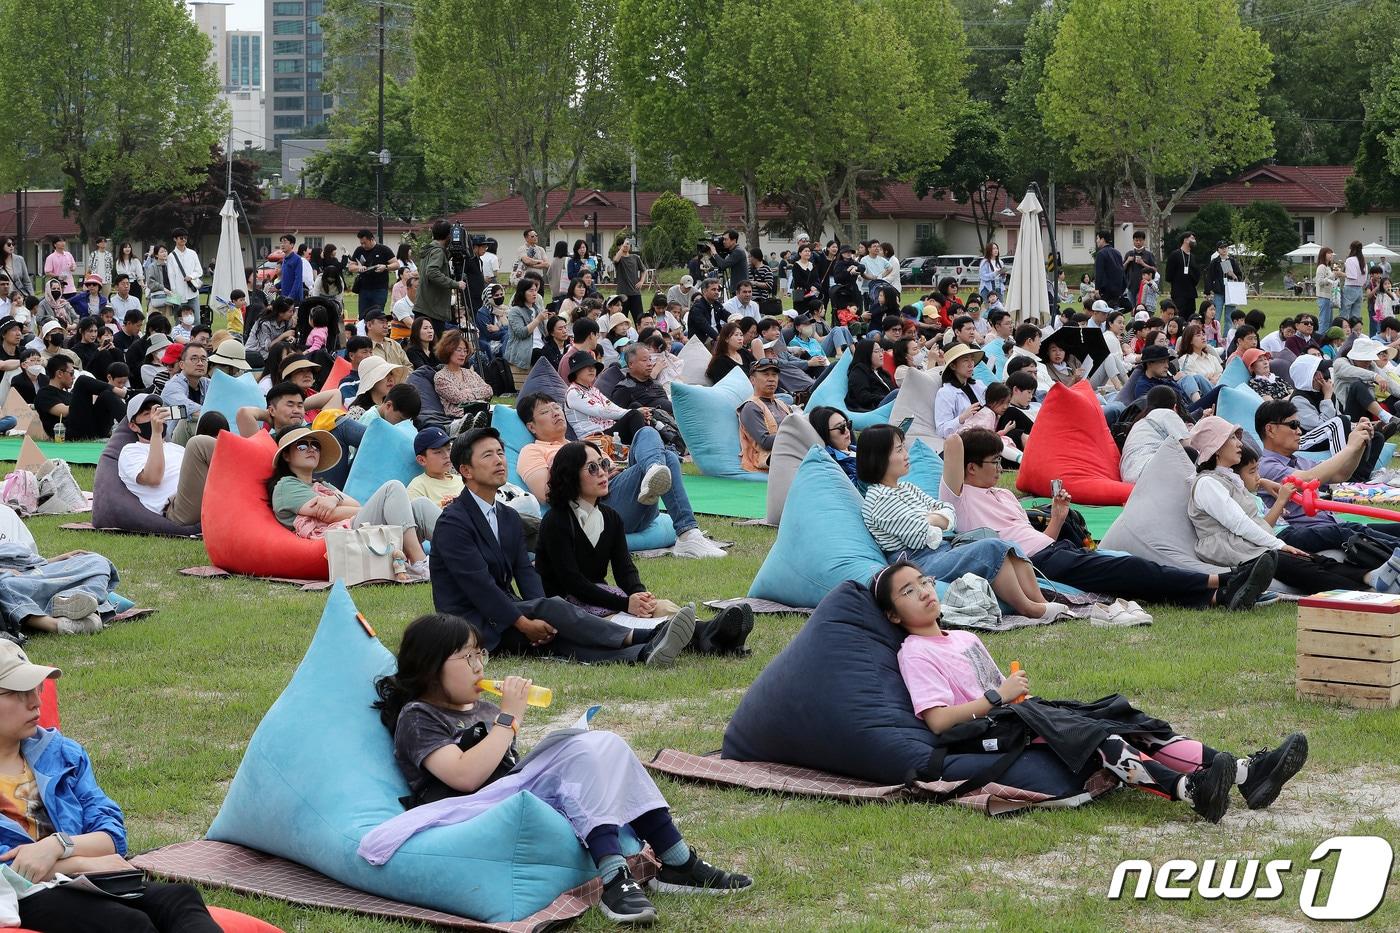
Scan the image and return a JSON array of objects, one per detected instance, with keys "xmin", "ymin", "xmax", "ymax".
[{"xmin": 373, "ymin": 613, "xmax": 481, "ymax": 732}]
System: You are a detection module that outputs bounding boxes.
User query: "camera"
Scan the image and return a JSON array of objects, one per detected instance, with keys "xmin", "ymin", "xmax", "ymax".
[{"xmin": 700, "ymin": 236, "xmax": 725, "ymax": 255}]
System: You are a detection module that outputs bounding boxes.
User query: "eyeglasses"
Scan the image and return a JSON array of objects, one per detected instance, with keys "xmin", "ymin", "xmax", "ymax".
[
  {"xmin": 294, "ymin": 440, "xmax": 322, "ymax": 453},
  {"xmin": 449, "ymin": 648, "xmax": 489, "ymax": 668},
  {"xmin": 977, "ymin": 458, "xmax": 1004, "ymax": 471},
  {"xmin": 897, "ymin": 575, "xmax": 939, "ymax": 600},
  {"xmin": 584, "ymin": 458, "xmax": 613, "ymax": 477}
]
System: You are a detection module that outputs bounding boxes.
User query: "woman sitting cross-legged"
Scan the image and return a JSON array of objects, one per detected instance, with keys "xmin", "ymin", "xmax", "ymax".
[
  {"xmin": 269, "ymin": 426, "xmax": 439, "ymax": 582},
  {"xmin": 0, "ymin": 642, "xmax": 228, "ymax": 930},
  {"xmin": 876, "ymin": 561, "xmax": 1309, "ymax": 823},
  {"xmin": 361, "ymin": 613, "xmax": 753, "ymax": 925},
  {"xmin": 432, "ymin": 329, "xmax": 492, "ymax": 426},
  {"xmin": 858, "ymin": 424, "xmax": 1064, "ymax": 622},
  {"xmin": 533, "ymin": 441, "xmax": 753, "ymax": 655},
  {"xmin": 1183, "ymin": 416, "xmax": 1390, "ymax": 594}
]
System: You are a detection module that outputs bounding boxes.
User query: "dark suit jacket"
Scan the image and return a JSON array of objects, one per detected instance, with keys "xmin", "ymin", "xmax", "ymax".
[{"xmin": 430, "ymin": 493, "xmax": 545, "ymax": 651}]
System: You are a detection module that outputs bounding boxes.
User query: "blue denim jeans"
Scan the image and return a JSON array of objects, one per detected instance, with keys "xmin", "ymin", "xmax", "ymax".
[
  {"xmin": 822, "ymin": 326, "xmax": 855, "ymax": 357},
  {"xmin": 1317, "ymin": 297, "xmax": 1334, "ymax": 331},
  {"xmin": 1177, "ymin": 373, "xmax": 1214, "ymax": 400},
  {"xmin": 0, "ymin": 553, "xmax": 119, "ymax": 628},
  {"xmin": 603, "ymin": 426, "xmax": 697, "ymax": 535},
  {"xmin": 1341, "ymin": 285, "xmax": 1364, "ymax": 320},
  {"xmin": 0, "ymin": 416, "xmax": 15, "ymax": 435},
  {"xmin": 359, "ymin": 288, "xmax": 389, "ymax": 316}
]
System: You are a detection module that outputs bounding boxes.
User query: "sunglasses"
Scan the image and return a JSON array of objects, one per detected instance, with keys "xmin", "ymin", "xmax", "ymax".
[
  {"xmin": 831, "ymin": 421, "xmax": 852, "ymax": 433},
  {"xmin": 1274, "ymin": 420, "xmax": 1302, "ymax": 431},
  {"xmin": 294, "ymin": 440, "xmax": 322, "ymax": 453},
  {"xmin": 584, "ymin": 458, "xmax": 613, "ymax": 477}
]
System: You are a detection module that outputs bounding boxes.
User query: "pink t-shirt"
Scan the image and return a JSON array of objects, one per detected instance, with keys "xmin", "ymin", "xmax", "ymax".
[
  {"xmin": 939, "ymin": 478, "xmax": 1053, "ymax": 557},
  {"xmin": 897, "ymin": 630, "xmax": 1004, "ymax": 716}
]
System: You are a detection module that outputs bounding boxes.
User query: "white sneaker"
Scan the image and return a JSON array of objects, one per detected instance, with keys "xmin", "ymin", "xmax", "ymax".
[
  {"xmin": 1120, "ymin": 600, "xmax": 1154, "ymax": 625},
  {"xmin": 1089, "ymin": 601, "xmax": 1150, "ymax": 627},
  {"xmin": 51, "ymin": 594, "xmax": 99, "ymax": 620},
  {"xmin": 56, "ymin": 613, "xmax": 103, "ymax": 635},
  {"xmin": 636, "ymin": 464, "xmax": 672, "ymax": 505},
  {"xmin": 672, "ymin": 528, "xmax": 725, "ymax": 559}
]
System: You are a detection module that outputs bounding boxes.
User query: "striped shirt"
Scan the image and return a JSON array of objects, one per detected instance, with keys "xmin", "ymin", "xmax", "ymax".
[{"xmin": 861, "ymin": 482, "xmax": 956, "ymax": 553}]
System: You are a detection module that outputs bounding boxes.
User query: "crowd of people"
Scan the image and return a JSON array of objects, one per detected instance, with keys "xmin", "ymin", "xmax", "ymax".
[{"xmin": 0, "ymin": 220, "xmax": 1354, "ymax": 929}]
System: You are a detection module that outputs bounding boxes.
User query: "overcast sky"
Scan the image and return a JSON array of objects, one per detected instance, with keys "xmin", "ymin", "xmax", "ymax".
[{"xmin": 193, "ymin": 0, "xmax": 262, "ymax": 31}]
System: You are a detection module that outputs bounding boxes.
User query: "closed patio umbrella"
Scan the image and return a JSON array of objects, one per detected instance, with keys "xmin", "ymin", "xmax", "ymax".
[{"xmin": 1005, "ymin": 190, "xmax": 1051, "ymax": 324}]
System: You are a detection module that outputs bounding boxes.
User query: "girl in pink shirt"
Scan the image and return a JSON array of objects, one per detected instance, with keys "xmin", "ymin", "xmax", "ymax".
[{"xmin": 874, "ymin": 560, "xmax": 1308, "ymax": 822}]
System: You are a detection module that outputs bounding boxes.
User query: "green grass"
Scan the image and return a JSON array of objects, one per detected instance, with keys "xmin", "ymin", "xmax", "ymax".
[{"xmin": 23, "ymin": 460, "xmax": 1400, "ymax": 932}]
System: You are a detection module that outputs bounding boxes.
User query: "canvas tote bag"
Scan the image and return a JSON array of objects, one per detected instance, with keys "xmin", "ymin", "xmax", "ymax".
[{"xmin": 325, "ymin": 524, "xmax": 404, "ymax": 585}]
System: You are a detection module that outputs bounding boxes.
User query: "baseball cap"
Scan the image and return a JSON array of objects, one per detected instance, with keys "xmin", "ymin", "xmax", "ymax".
[
  {"xmin": 125, "ymin": 392, "xmax": 162, "ymax": 421},
  {"xmin": 361, "ymin": 309, "xmax": 387, "ymax": 322},
  {"xmin": 748, "ymin": 357, "xmax": 780, "ymax": 374},
  {"xmin": 1091, "ymin": 300, "xmax": 1111, "ymax": 314},
  {"xmin": 414, "ymin": 426, "xmax": 452, "ymax": 456},
  {"xmin": 0, "ymin": 640, "xmax": 60, "ymax": 692}
]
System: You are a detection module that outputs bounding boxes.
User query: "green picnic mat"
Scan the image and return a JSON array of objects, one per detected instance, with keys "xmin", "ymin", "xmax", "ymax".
[
  {"xmin": 674, "ymin": 473, "xmax": 768, "ymax": 519},
  {"xmin": 1022, "ymin": 496, "xmax": 1400, "ymax": 541},
  {"xmin": 0, "ymin": 437, "xmax": 106, "ymax": 465}
]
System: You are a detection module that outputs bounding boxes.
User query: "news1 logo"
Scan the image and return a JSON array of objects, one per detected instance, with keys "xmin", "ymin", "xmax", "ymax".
[{"xmin": 1107, "ymin": 836, "xmax": 1393, "ymax": 920}]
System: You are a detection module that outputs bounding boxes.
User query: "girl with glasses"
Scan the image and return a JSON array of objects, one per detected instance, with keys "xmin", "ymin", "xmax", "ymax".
[{"xmin": 366, "ymin": 611, "xmax": 752, "ymax": 924}]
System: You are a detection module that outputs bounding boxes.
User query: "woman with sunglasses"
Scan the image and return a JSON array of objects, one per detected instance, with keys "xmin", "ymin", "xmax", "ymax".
[
  {"xmin": 0, "ymin": 238, "xmax": 32, "ymax": 296},
  {"xmin": 808, "ymin": 406, "xmax": 858, "ymax": 484},
  {"xmin": 532, "ymin": 441, "xmax": 752, "ymax": 652},
  {"xmin": 268, "ymin": 426, "xmax": 438, "ymax": 582},
  {"xmin": 363, "ymin": 612, "xmax": 752, "ymax": 925}
]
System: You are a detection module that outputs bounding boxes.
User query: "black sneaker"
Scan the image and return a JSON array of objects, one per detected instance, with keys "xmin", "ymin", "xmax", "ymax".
[
  {"xmin": 648, "ymin": 848, "xmax": 753, "ymax": 895},
  {"xmin": 1239, "ymin": 733, "xmax": 1308, "ymax": 810},
  {"xmin": 1184, "ymin": 751, "xmax": 1235, "ymax": 823},
  {"xmin": 1220, "ymin": 552, "xmax": 1278, "ymax": 611},
  {"xmin": 709, "ymin": 606, "xmax": 749, "ymax": 653},
  {"xmin": 599, "ymin": 869, "xmax": 657, "ymax": 925}
]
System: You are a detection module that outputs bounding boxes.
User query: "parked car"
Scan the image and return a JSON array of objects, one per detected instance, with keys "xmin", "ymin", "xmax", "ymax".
[
  {"xmin": 899, "ymin": 256, "xmax": 935, "ymax": 286},
  {"xmin": 932, "ymin": 254, "xmax": 980, "ymax": 285}
]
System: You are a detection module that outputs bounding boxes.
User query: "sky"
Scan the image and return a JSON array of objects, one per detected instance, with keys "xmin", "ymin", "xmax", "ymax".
[{"xmin": 195, "ymin": 0, "xmax": 263, "ymax": 31}]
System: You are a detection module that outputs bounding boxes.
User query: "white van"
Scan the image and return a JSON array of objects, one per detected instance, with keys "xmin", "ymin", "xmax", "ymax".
[{"xmin": 932, "ymin": 254, "xmax": 979, "ymax": 285}]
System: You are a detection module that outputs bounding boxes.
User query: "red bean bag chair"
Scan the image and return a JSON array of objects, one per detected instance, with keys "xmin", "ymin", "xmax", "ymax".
[
  {"xmin": 7, "ymin": 909, "xmax": 282, "ymax": 932},
  {"xmin": 307, "ymin": 356, "xmax": 352, "ymax": 421},
  {"xmin": 201, "ymin": 431, "xmax": 328, "ymax": 580},
  {"xmin": 1016, "ymin": 380, "xmax": 1134, "ymax": 506}
]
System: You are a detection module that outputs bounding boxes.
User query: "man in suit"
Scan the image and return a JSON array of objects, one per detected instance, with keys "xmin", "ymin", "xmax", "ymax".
[{"xmin": 430, "ymin": 427, "xmax": 696, "ymax": 663}]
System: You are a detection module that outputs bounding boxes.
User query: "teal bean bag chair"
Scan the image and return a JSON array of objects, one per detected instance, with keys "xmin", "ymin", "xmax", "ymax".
[
  {"xmin": 804, "ymin": 352, "xmax": 895, "ymax": 430},
  {"xmin": 1215, "ymin": 384, "xmax": 1263, "ymax": 443},
  {"xmin": 202, "ymin": 370, "xmax": 265, "ymax": 425},
  {"xmin": 906, "ymin": 437, "xmax": 944, "ymax": 495},
  {"xmin": 973, "ymin": 360, "xmax": 998, "ymax": 385},
  {"xmin": 670, "ymin": 366, "xmax": 768, "ymax": 481},
  {"xmin": 343, "ymin": 417, "xmax": 422, "ymax": 503},
  {"xmin": 207, "ymin": 583, "xmax": 633, "ymax": 923},
  {"xmin": 982, "ymin": 338, "xmax": 1008, "ymax": 378},
  {"xmin": 1220, "ymin": 355, "xmax": 1249, "ymax": 388}
]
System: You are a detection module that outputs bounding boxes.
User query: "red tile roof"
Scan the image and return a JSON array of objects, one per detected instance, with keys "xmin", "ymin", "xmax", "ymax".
[
  {"xmin": 1176, "ymin": 165, "xmax": 1354, "ymax": 211},
  {"xmin": 251, "ymin": 197, "xmax": 415, "ymax": 234},
  {"xmin": 0, "ymin": 190, "xmax": 79, "ymax": 242}
]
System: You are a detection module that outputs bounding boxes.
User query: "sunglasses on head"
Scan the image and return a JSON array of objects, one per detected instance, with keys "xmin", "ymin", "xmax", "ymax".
[{"xmin": 584, "ymin": 458, "xmax": 613, "ymax": 477}]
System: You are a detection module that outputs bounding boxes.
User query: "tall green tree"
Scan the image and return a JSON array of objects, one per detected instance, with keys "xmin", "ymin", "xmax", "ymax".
[
  {"xmin": 0, "ymin": 0, "xmax": 222, "ymax": 241},
  {"xmin": 322, "ymin": 0, "xmax": 416, "ymax": 110},
  {"xmin": 1237, "ymin": 200, "xmax": 1297, "ymax": 268},
  {"xmin": 642, "ymin": 192, "xmax": 704, "ymax": 268},
  {"xmin": 914, "ymin": 103, "xmax": 1008, "ymax": 251},
  {"xmin": 119, "ymin": 147, "xmax": 263, "ymax": 247},
  {"xmin": 302, "ymin": 78, "xmax": 467, "ymax": 224},
  {"xmin": 412, "ymin": 0, "xmax": 616, "ymax": 245},
  {"xmin": 1345, "ymin": 40, "xmax": 1400, "ymax": 213},
  {"xmin": 1042, "ymin": 0, "xmax": 1273, "ymax": 253},
  {"xmin": 953, "ymin": 0, "xmax": 1043, "ymax": 105}
]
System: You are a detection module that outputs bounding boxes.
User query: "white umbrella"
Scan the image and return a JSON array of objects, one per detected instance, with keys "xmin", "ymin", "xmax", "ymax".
[
  {"xmin": 1285, "ymin": 242, "xmax": 1322, "ymax": 261},
  {"xmin": 208, "ymin": 198, "xmax": 244, "ymax": 322},
  {"xmin": 1005, "ymin": 190, "xmax": 1051, "ymax": 324},
  {"xmin": 1363, "ymin": 242, "xmax": 1400, "ymax": 261}
]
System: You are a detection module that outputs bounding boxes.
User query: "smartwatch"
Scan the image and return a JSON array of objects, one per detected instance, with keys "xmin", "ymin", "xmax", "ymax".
[
  {"xmin": 493, "ymin": 712, "xmax": 518, "ymax": 735},
  {"xmin": 51, "ymin": 832, "xmax": 74, "ymax": 859},
  {"xmin": 983, "ymin": 689, "xmax": 1004, "ymax": 708}
]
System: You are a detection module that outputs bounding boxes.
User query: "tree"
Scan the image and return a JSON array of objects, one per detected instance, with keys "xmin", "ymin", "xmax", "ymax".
[
  {"xmin": 1237, "ymin": 200, "xmax": 1297, "ymax": 268},
  {"xmin": 322, "ymin": 0, "xmax": 416, "ymax": 109},
  {"xmin": 412, "ymin": 0, "xmax": 616, "ymax": 245},
  {"xmin": 1345, "ymin": 40, "xmax": 1400, "ymax": 213},
  {"xmin": 1187, "ymin": 201, "xmax": 1234, "ymax": 255},
  {"xmin": 302, "ymin": 78, "xmax": 467, "ymax": 224},
  {"xmin": 0, "ymin": 0, "xmax": 222, "ymax": 241},
  {"xmin": 914, "ymin": 103, "xmax": 1009, "ymax": 251},
  {"xmin": 642, "ymin": 192, "xmax": 704, "ymax": 268},
  {"xmin": 1041, "ymin": 0, "xmax": 1274, "ymax": 255},
  {"xmin": 119, "ymin": 147, "xmax": 263, "ymax": 247},
  {"xmin": 953, "ymin": 0, "xmax": 1044, "ymax": 106}
]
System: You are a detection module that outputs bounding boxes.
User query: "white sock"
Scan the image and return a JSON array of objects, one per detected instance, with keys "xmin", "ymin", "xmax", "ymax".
[{"xmin": 1236, "ymin": 759, "xmax": 1250, "ymax": 784}]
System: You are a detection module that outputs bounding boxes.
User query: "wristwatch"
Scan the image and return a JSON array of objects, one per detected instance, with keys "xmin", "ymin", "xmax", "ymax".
[
  {"xmin": 983, "ymin": 689, "xmax": 1004, "ymax": 708},
  {"xmin": 493, "ymin": 712, "xmax": 518, "ymax": 735},
  {"xmin": 51, "ymin": 832, "xmax": 74, "ymax": 859}
]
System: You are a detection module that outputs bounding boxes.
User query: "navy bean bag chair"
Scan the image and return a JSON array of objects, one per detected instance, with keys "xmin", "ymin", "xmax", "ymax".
[
  {"xmin": 406, "ymin": 365, "xmax": 444, "ymax": 417},
  {"xmin": 722, "ymin": 580, "xmax": 1103, "ymax": 798},
  {"xmin": 90, "ymin": 423, "xmax": 202, "ymax": 536}
]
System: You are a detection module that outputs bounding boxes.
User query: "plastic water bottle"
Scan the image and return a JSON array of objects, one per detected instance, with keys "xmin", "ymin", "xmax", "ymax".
[
  {"xmin": 612, "ymin": 431, "xmax": 624, "ymax": 461},
  {"xmin": 476, "ymin": 679, "xmax": 553, "ymax": 707},
  {"xmin": 53, "ymin": 421, "xmax": 65, "ymax": 444}
]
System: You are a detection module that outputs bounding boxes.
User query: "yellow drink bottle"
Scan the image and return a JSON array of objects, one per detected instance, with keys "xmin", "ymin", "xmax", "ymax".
[{"xmin": 475, "ymin": 679, "xmax": 553, "ymax": 707}]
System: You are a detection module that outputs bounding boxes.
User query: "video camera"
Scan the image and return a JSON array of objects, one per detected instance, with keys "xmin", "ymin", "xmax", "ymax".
[
  {"xmin": 447, "ymin": 223, "xmax": 479, "ymax": 261},
  {"xmin": 699, "ymin": 235, "xmax": 726, "ymax": 255}
]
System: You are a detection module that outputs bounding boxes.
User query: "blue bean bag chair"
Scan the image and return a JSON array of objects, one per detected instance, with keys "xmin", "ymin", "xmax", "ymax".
[
  {"xmin": 202, "ymin": 370, "xmax": 266, "ymax": 426},
  {"xmin": 973, "ymin": 360, "xmax": 998, "ymax": 385},
  {"xmin": 625, "ymin": 510, "xmax": 675, "ymax": 551},
  {"xmin": 1220, "ymin": 354, "xmax": 1249, "ymax": 388},
  {"xmin": 493, "ymin": 404, "xmax": 532, "ymax": 487},
  {"xmin": 343, "ymin": 417, "xmax": 423, "ymax": 503},
  {"xmin": 906, "ymin": 437, "xmax": 944, "ymax": 495},
  {"xmin": 982, "ymin": 338, "xmax": 1008, "ymax": 378},
  {"xmin": 1215, "ymin": 384, "xmax": 1263, "ymax": 444},
  {"xmin": 670, "ymin": 366, "xmax": 767, "ymax": 481},
  {"xmin": 804, "ymin": 352, "xmax": 895, "ymax": 430},
  {"xmin": 207, "ymin": 583, "xmax": 636, "ymax": 923},
  {"xmin": 723, "ymin": 579, "xmax": 1102, "ymax": 798}
]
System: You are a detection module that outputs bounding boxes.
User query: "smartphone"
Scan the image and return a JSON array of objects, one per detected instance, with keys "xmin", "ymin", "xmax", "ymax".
[
  {"xmin": 167, "ymin": 404, "xmax": 189, "ymax": 421},
  {"xmin": 1051, "ymin": 478, "xmax": 1064, "ymax": 498}
]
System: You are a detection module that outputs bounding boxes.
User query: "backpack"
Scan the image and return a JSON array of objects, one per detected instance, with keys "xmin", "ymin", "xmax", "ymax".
[
  {"xmin": 0, "ymin": 470, "xmax": 38, "ymax": 517},
  {"xmin": 474, "ymin": 353, "xmax": 516, "ymax": 396},
  {"xmin": 1025, "ymin": 504, "xmax": 1094, "ymax": 550}
]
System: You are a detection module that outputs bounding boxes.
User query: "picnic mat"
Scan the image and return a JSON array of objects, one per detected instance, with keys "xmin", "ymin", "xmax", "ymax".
[
  {"xmin": 0, "ymin": 437, "xmax": 105, "ymax": 464},
  {"xmin": 131, "ymin": 840, "xmax": 658, "ymax": 933},
  {"xmin": 60, "ymin": 522, "xmax": 200, "ymax": 539},
  {"xmin": 1022, "ymin": 497, "xmax": 1400, "ymax": 540},
  {"xmin": 179, "ymin": 565, "xmax": 430, "ymax": 592},
  {"xmin": 646, "ymin": 749, "xmax": 1119, "ymax": 817},
  {"xmin": 672, "ymin": 474, "xmax": 767, "ymax": 520}
]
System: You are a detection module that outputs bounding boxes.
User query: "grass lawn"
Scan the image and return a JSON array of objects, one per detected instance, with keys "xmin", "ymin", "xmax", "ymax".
[{"xmin": 22, "ymin": 454, "xmax": 1400, "ymax": 932}]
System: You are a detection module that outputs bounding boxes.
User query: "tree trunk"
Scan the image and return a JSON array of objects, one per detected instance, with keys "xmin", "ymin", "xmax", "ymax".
[
  {"xmin": 742, "ymin": 172, "xmax": 761, "ymax": 250},
  {"xmin": 845, "ymin": 172, "xmax": 860, "ymax": 242},
  {"xmin": 1087, "ymin": 178, "xmax": 1115, "ymax": 235}
]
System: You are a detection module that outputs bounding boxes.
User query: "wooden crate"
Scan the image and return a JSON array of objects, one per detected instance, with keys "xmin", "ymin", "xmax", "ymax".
[{"xmin": 1297, "ymin": 595, "xmax": 1400, "ymax": 709}]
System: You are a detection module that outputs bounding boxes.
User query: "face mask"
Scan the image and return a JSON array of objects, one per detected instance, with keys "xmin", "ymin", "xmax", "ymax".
[
  {"xmin": 181, "ymin": 314, "xmax": 194, "ymax": 326},
  {"xmin": 25, "ymin": 365, "xmax": 42, "ymax": 377},
  {"xmin": 134, "ymin": 420, "xmax": 155, "ymax": 440}
]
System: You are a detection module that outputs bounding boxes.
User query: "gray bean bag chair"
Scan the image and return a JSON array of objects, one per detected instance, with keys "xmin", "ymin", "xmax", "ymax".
[
  {"xmin": 407, "ymin": 365, "xmax": 444, "ymax": 416},
  {"xmin": 889, "ymin": 366, "xmax": 942, "ymax": 452},
  {"xmin": 516, "ymin": 357, "xmax": 578, "ymax": 440},
  {"xmin": 90, "ymin": 423, "xmax": 202, "ymax": 535},
  {"xmin": 596, "ymin": 361, "xmax": 626, "ymax": 399},
  {"xmin": 722, "ymin": 580, "xmax": 1102, "ymax": 798},
  {"xmin": 764, "ymin": 416, "xmax": 824, "ymax": 526},
  {"xmin": 676, "ymin": 339, "xmax": 712, "ymax": 386},
  {"xmin": 1099, "ymin": 441, "xmax": 1225, "ymax": 575}
]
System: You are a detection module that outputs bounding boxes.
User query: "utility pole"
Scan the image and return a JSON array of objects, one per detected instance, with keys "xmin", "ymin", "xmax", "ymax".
[
  {"xmin": 375, "ymin": 0, "xmax": 386, "ymax": 242},
  {"xmin": 629, "ymin": 153, "xmax": 638, "ymax": 244}
]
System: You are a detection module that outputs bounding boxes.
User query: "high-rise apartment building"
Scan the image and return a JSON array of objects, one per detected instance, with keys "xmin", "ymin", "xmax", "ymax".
[
  {"xmin": 265, "ymin": 0, "xmax": 333, "ymax": 148},
  {"xmin": 189, "ymin": 2, "xmax": 267, "ymax": 150}
]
